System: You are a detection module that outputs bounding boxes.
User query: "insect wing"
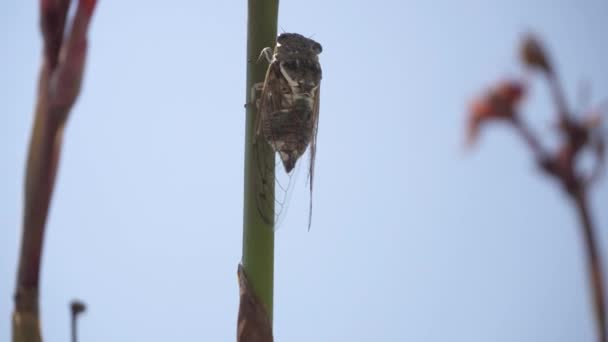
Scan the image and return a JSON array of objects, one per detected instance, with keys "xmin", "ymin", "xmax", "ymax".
[
  {"xmin": 255, "ymin": 62, "xmax": 282, "ymax": 139},
  {"xmin": 307, "ymin": 84, "xmax": 320, "ymax": 229},
  {"xmin": 254, "ymin": 61, "xmax": 297, "ymax": 229}
]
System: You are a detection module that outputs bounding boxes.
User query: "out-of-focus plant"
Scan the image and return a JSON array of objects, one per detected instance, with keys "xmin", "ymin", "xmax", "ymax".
[
  {"xmin": 70, "ymin": 300, "xmax": 86, "ymax": 342},
  {"xmin": 13, "ymin": 1, "xmax": 97, "ymax": 341},
  {"xmin": 467, "ymin": 35, "xmax": 606, "ymax": 342}
]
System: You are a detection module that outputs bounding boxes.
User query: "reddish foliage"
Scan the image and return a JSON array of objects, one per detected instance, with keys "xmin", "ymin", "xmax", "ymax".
[
  {"xmin": 467, "ymin": 34, "xmax": 607, "ymax": 341},
  {"xmin": 467, "ymin": 80, "xmax": 526, "ymax": 145}
]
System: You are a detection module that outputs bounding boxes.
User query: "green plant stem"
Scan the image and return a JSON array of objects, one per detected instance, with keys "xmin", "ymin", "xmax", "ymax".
[{"xmin": 241, "ymin": 0, "xmax": 279, "ymax": 323}]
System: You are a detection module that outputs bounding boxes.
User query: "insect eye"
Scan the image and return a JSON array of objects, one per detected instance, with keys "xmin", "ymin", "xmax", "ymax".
[
  {"xmin": 312, "ymin": 42, "xmax": 322, "ymax": 54},
  {"xmin": 277, "ymin": 33, "xmax": 289, "ymax": 44}
]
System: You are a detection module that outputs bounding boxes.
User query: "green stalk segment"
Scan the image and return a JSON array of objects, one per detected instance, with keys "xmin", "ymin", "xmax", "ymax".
[{"xmin": 241, "ymin": 0, "xmax": 280, "ymax": 324}]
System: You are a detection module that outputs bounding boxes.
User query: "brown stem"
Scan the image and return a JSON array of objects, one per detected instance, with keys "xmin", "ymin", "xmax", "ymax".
[
  {"xmin": 70, "ymin": 301, "xmax": 85, "ymax": 342},
  {"xmin": 14, "ymin": 60, "xmax": 66, "ymax": 300},
  {"xmin": 71, "ymin": 315, "xmax": 76, "ymax": 342},
  {"xmin": 12, "ymin": 65, "xmax": 64, "ymax": 342},
  {"xmin": 513, "ymin": 118, "xmax": 545, "ymax": 158},
  {"xmin": 573, "ymin": 188, "xmax": 607, "ymax": 342},
  {"xmin": 14, "ymin": 3, "xmax": 97, "ymax": 341}
]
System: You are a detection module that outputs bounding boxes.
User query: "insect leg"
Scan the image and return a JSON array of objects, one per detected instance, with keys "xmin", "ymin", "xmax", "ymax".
[
  {"xmin": 250, "ymin": 82, "xmax": 264, "ymax": 104},
  {"xmin": 249, "ymin": 81, "xmax": 267, "ymax": 144},
  {"xmin": 257, "ymin": 47, "xmax": 274, "ymax": 64},
  {"xmin": 245, "ymin": 82, "xmax": 264, "ymax": 109}
]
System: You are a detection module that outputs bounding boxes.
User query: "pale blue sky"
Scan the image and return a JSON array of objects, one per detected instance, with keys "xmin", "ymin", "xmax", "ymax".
[{"xmin": 1, "ymin": 1, "xmax": 608, "ymax": 341}]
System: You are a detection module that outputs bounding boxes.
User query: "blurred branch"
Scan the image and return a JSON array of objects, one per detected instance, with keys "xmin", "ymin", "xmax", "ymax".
[
  {"xmin": 13, "ymin": 1, "xmax": 97, "ymax": 341},
  {"xmin": 574, "ymin": 189, "xmax": 606, "ymax": 342},
  {"xmin": 70, "ymin": 300, "xmax": 86, "ymax": 342},
  {"xmin": 468, "ymin": 34, "xmax": 607, "ymax": 342}
]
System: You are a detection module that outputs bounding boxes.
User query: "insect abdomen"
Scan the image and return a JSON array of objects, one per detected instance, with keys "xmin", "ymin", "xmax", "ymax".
[{"xmin": 263, "ymin": 97, "xmax": 314, "ymax": 173}]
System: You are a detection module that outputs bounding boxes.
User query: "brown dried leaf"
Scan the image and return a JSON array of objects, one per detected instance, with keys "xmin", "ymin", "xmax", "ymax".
[
  {"xmin": 466, "ymin": 80, "xmax": 525, "ymax": 146},
  {"xmin": 237, "ymin": 264, "xmax": 273, "ymax": 342}
]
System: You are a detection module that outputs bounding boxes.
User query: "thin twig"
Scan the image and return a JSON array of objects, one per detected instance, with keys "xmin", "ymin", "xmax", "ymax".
[
  {"xmin": 70, "ymin": 300, "xmax": 86, "ymax": 342},
  {"xmin": 573, "ymin": 188, "xmax": 607, "ymax": 342},
  {"xmin": 513, "ymin": 118, "xmax": 545, "ymax": 157}
]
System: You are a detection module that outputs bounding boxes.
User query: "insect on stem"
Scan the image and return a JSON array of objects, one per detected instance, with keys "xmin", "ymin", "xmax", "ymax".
[{"xmin": 253, "ymin": 33, "xmax": 323, "ymax": 229}]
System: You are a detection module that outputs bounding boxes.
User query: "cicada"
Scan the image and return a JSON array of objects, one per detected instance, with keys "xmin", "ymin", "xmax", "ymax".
[{"xmin": 253, "ymin": 33, "xmax": 322, "ymax": 229}]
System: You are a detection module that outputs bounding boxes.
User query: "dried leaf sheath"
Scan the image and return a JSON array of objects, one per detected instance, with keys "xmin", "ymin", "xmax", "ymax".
[{"xmin": 237, "ymin": 265, "xmax": 274, "ymax": 342}]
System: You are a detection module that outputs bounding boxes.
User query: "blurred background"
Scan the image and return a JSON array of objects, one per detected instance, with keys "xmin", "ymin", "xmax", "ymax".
[{"xmin": 1, "ymin": 1, "xmax": 607, "ymax": 341}]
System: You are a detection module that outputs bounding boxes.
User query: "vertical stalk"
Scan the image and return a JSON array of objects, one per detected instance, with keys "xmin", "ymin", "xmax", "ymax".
[
  {"xmin": 13, "ymin": 86, "xmax": 60, "ymax": 342},
  {"xmin": 242, "ymin": 0, "xmax": 279, "ymax": 323},
  {"xmin": 70, "ymin": 300, "xmax": 86, "ymax": 342},
  {"xmin": 71, "ymin": 316, "xmax": 76, "ymax": 342},
  {"xmin": 13, "ymin": 1, "xmax": 96, "ymax": 341}
]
